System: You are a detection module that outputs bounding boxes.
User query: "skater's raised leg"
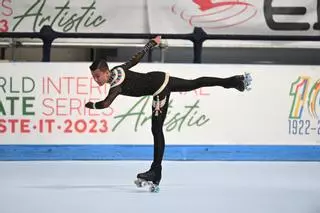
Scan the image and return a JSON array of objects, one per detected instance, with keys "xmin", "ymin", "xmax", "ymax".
[{"xmin": 169, "ymin": 73, "xmax": 251, "ymax": 92}]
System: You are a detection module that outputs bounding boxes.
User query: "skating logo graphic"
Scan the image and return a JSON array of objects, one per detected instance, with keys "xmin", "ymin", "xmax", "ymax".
[
  {"xmin": 172, "ymin": 0, "xmax": 257, "ymax": 29},
  {"xmin": 307, "ymin": 79, "xmax": 320, "ymax": 119},
  {"xmin": 289, "ymin": 76, "xmax": 320, "ymax": 119},
  {"xmin": 288, "ymin": 76, "xmax": 320, "ymax": 136}
]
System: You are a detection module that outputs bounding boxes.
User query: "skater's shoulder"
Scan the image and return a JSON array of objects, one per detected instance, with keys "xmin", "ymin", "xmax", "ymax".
[{"xmin": 109, "ymin": 66, "xmax": 126, "ymax": 88}]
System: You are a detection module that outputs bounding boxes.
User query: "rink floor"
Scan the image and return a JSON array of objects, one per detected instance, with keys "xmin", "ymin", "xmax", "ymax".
[{"xmin": 1, "ymin": 161, "xmax": 320, "ymax": 213}]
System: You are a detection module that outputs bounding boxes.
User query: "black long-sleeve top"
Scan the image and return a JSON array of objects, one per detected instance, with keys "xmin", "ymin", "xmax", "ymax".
[{"xmin": 93, "ymin": 40, "xmax": 165, "ymax": 109}]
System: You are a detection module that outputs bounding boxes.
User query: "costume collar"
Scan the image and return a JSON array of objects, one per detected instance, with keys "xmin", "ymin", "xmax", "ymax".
[{"xmin": 109, "ymin": 67, "xmax": 125, "ymax": 88}]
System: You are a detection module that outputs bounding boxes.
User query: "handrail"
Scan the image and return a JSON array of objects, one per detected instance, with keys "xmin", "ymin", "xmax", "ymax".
[{"xmin": 1, "ymin": 25, "xmax": 320, "ymax": 63}]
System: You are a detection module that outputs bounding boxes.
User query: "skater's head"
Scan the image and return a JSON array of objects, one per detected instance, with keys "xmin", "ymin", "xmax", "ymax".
[{"xmin": 89, "ymin": 59, "xmax": 111, "ymax": 86}]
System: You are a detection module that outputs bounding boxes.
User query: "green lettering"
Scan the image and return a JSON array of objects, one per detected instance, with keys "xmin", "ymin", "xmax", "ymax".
[
  {"xmin": 0, "ymin": 100, "xmax": 6, "ymax": 115},
  {"xmin": 112, "ymin": 97, "xmax": 210, "ymax": 132},
  {"xmin": 6, "ymin": 97, "xmax": 19, "ymax": 115},
  {"xmin": 23, "ymin": 97, "xmax": 35, "ymax": 116},
  {"xmin": 112, "ymin": 96, "xmax": 149, "ymax": 132},
  {"xmin": 13, "ymin": 0, "xmax": 45, "ymax": 32},
  {"xmin": 0, "ymin": 77, "xmax": 6, "ymax": 93}
]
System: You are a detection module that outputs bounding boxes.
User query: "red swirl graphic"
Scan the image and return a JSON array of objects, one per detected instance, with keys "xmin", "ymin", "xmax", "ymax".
[{"xmin": 172, "ymin": 0, "xmax": 257, "ymax": 29}]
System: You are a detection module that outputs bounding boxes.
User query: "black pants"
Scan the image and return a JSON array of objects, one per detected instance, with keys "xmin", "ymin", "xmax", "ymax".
[{"xmin": 150, "ymin": 75, "xmax": 238, "ymax": 170}]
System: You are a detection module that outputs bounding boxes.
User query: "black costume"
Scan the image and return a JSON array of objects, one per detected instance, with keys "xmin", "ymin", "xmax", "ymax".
[{"xmin": 87, "ymin": 40, "xmax": 248, "ymax": 185}]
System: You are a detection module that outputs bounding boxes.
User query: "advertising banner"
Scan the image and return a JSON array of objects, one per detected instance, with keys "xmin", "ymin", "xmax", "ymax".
[{"xmin": 0, "ymin": 62, "xmax": 319, "ymax": 145}]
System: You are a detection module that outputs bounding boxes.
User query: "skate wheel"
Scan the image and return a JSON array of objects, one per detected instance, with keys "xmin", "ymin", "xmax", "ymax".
[
  {"xmin": 243, "ymin": 72, "xmax": 252, "ymax": 91},
  {"xmin": 244, "ymin": 72, "xmax": 252, "ymax": 81},
  {"xmin": 134, "ymin": 179, "xmax": 149, "ymax": 188},
  {"xmin": 134, "ymin": 179, "xmax": 143, "ymax": 188},
  {"xmin": 149, "ymin": 185, "xmax": 160, "ymax": 193}
]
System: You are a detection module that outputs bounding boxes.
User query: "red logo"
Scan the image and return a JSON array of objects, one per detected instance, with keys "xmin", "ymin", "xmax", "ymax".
[{"xmin": 172, "ymin": 0, "xmax": 257, "ymax": 29}]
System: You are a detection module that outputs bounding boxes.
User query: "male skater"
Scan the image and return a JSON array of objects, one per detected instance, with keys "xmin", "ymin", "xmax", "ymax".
[{"xmin": 85, "ymin": 36, "xmax": 252, "ymax": 188}]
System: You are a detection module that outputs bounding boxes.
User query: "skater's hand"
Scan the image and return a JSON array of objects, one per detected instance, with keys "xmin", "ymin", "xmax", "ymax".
[
  {"xmin": 152, "ymin": 35, "xmax": 161, "ymax": 46},
  {"xmin": 85, "ymin": 102, "xmax": 94, "ymax": 109}
]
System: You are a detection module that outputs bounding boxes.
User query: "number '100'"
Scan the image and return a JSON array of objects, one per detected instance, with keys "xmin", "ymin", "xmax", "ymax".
[{"xmin": 289, "ymin": 77, "xmax": 320, "ymax": 119}]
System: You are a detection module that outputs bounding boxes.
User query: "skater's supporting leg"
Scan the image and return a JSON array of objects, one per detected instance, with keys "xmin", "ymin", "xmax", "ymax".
[
  {"xmin": 151, "ymin": 93, "xmax": 170, "ymax": 170},
  {"xmin": 137, "ymin": 90, "xmax": 170, "ymax": 185}
]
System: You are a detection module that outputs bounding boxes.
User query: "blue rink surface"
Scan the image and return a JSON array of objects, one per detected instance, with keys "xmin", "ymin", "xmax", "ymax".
[{"xmin": 0, "ymin": 161, "xmax": 320, "ymax": 213}]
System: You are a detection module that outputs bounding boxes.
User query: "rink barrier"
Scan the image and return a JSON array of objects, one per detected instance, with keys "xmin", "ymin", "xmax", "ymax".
[
  {"xmin": 2, "ymin": 26, "xmax": 320, "ymax": 63},
  {"xmin": 0, "ymin": 145, "xmax": 320, "ymax": 161}
]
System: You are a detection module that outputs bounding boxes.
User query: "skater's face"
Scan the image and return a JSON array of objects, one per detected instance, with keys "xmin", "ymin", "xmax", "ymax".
[{"xmin": 91, "ymin": 68, "xmax": 111, "ymax": 86}]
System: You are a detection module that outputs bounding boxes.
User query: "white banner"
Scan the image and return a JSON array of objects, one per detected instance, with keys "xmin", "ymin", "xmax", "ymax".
[
  {"xmin": 0, "ymin": 62, "xmax": 319, "ymax": 145},
  {"xmin": 1, "ymin": 0, "xmax": 320, "ymax": 35}
]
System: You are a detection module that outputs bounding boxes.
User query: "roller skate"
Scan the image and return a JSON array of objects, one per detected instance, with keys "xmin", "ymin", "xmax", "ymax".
[
  {"xmin": 242, "ymin": 72, "xmax": 252, "ymax": 91},
  {"xmin": 134, "ymin": 167, "xmax": 161, "ymax": 193},
  {"xmin": 229, "ymin": 72, "xmax": 252, "ymax": 92}
]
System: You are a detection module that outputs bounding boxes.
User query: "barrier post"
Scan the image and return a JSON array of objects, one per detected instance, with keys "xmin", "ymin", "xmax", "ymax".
[
  {"xmin": 192, "ymin": 28, "xmax": 207, "ymax": 64},
  {"xmin": 40, "ymin": 26, "xmax": 57, "ymax": 62}
]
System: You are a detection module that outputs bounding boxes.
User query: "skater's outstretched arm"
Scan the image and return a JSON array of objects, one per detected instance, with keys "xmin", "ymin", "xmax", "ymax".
[
  {"xmin": 121, "ymin": 36, "xmax": 161, "ymax": 70},
  {"xmin": 85, "ymin": 86, "xmax": 122, "ymax": 109}
]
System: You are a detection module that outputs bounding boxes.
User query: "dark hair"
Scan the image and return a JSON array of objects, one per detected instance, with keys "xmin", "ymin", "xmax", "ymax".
[{"xmin": 89, "ymin": 59, "xmax": 109, "ymax": 71}]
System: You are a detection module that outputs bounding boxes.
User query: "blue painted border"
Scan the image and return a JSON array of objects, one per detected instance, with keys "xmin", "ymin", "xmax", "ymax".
[{"xmin": 0, "ymin": 145, "xmax": 320, "ymax": 161}]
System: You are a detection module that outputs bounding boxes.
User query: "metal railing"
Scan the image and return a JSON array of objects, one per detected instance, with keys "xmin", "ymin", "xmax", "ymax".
[{"xmin": 1, "ymin": 25, "xmax": 320, "ymax": 63}]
